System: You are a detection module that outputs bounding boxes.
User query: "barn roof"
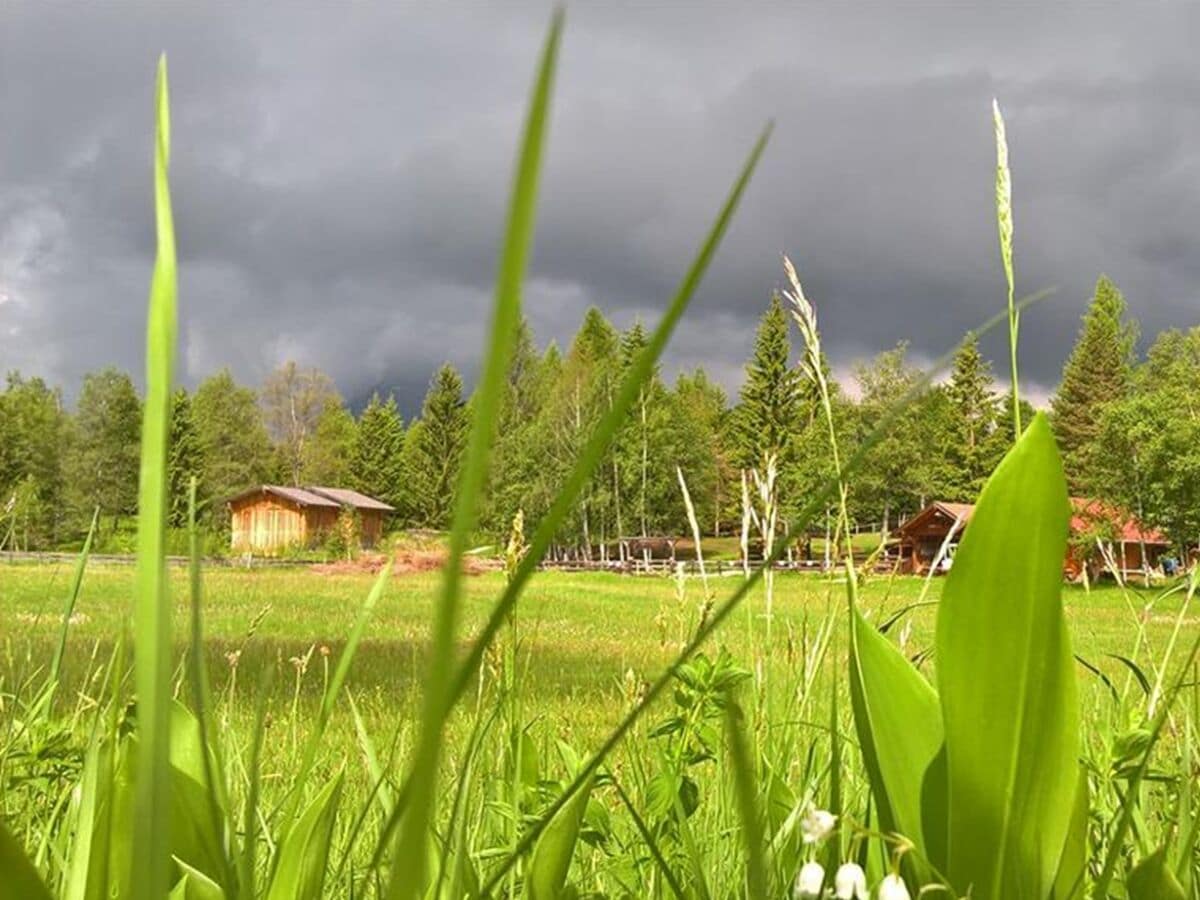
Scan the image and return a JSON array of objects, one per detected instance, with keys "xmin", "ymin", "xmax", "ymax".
[
  {"xmin": 228, "ymin": 485, "xmax": 394, "ymax": 511},
  {"xmin": 306, "ymin": 486, "xmax": 395, "ymax": 511},
  {"xmin": 895, "ymin": 497, "xmax": 1169, "ymax": 546}
]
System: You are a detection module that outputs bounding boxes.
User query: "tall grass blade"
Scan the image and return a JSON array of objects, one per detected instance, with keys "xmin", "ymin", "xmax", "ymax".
[
  {"xmin": 50, "ymin": 506, "xmax": 98, "ymax": 692},
  {"xmin": 937, "ymin": 412, "xmax": 1078, "ymax": 900},
  {"xmin": 387, "ymin": 12, "xmax": 563, "ymax": 897},
  {"xmin": 724, "ymin": 691, "xmax": 767, "ymax": 898},
  {"xmin": 131, "ymin": 54, "xmax": 179, "ymax": 900}
]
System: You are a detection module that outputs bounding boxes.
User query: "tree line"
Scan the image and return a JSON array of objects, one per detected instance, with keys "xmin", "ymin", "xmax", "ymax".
[{"xmin": 2, "ymin": 274, "xmax": 1196, "ymax": 552}]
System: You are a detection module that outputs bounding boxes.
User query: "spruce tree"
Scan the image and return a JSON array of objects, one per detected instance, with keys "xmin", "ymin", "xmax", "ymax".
[
  {"xmin": 943, "ymin": 333, "xmax": 999, "ymax": 498},
  {"xmin": 166, "ymin": 388, "xmax": 203, "ymax": 527},
  {"xmin": 733, "ymin": 293, "xmax": 799, "ymax": 470},
  {"xmin": 410, "ymin": 363, "xmax": 469, "ymax": 528},
  {"xmin": 1051, "ymin": 275, "xmax": 1138, "ymax": 492},
  {"xmin": 351, "ymin": 393, "xmax": 406, "ymax": 510}
]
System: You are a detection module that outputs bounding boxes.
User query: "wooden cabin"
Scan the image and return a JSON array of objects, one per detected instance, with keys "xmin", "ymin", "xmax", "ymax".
[
  {"xmin": 228, "ymin": 485, "xmax": 394, "ymax": 554},
  {"xmin": 892, "ymin": 497, "xmax": 1170, "ymax": 580}
]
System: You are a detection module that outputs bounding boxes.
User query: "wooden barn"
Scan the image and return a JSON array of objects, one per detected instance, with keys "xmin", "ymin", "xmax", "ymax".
[
  {"xmin": 228, "ymin": 485, "xmax": 394, "ymax": 554},
  {"xmin": 891, "ymin": 497, "xmax": 1170, "ymax": 580}
]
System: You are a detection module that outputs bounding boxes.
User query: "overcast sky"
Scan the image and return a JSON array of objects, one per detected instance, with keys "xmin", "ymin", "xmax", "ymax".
[{"xmin": 3, "ymin": 3, "xmax": 1199, "ymax": 414}]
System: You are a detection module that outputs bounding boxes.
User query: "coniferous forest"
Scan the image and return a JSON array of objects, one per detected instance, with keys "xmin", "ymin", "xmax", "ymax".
[{"xmin": 2, "ymin": 275, "xmax": 1198, "ymax": 553}]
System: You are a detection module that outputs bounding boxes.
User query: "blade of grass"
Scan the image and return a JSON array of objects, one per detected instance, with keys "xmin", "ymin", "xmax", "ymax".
[
  {"xmin": 186, "ymin": 477, "xmax": 237, "ymax": 895},
  {"xmin": 49, "ymin": 506, "xmax": 98, "ymax": 695},
  {"xmin": 725, "ymin": 689, "xmax": 767, "ymax": 898},
  {"xmin": 371, "ymin": 118, "xmax": 774, "ymax": 875},
  {"xmin": 131, "ymin": 54, "xmax": 178, "ymax": 900},
  {"xmin": 385, "ymin": 13, "xmax": 562, "ymax": 897},
  {"xmin": 476, "ymin": 288, "xmax": 1055, "ymax": 895}
]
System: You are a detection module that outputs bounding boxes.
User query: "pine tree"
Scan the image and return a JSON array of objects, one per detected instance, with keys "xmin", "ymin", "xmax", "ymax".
[
  {"xmin": 351, "ymin": 393, "xmax": 407, "ymax": 511},
  {"xmin": 166, "ymin": 388, "xmax": 203, "ymax": 528},
  {"xmin": 1051, "ymin": 275, "xmax": 1138, "ymax": 492},
  {"xmin": 733, "ymin": 293, "xmax": 799, "ymax": 470},
  {"xmin": 409, "ymin": 364, "xmax": 470, "ymax": 528},
  {"xmin": 943, "ymin": 333, "xmax": 999, "ymax": 498}
]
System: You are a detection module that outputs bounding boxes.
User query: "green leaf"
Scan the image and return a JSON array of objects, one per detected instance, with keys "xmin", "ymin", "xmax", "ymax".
[
  {"xmin": 63, "ymin": 738, "xmax": 116, "ymax": 900},
  {"xmin": 0, "ymin": 821, "xmax": 52, "ymax": 900},
  {"xmin": 169, "ymin": 859, "xmax": 227, "ymax": 900},
  {"xmin": 132, "ymin": 54, "xmax": 179, "ymax": 900},
  {"xmin": 1050, "ymin": 767, "xmax": 1089, "ymax": 900},
  {"xmin": 936, "ymin": 412, "xmax": 1079, "ymax": 900},
  {"xmin": 524, "ymin": 776, "xmax": 595, "ymax": 900},
  {"xmin": 1127, "ymin": 846, "xmax": 1186, "ymax": 900},
  {"xmin": 266, "ymin": 774, "xmax": 344, "ymax": 900},
  {"xmin": 847, "ymin": 602, "xmax": 944, "ymax": 865}
]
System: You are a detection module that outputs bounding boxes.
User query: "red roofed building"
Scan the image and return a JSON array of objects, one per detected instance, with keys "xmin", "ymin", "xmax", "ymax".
[{"xmin": 892, "ymin": 497, "xmax": 1170, "ymax": 580}]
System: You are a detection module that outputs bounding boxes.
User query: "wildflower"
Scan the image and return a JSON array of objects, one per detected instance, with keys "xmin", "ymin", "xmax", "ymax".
[
  {"xmin": 319, "ymin": 645, "xmax": 330, "ymax": 657},
  {"xmin": 801, "ymin": 806, "xmax": 837, "ymax": 844},
  {"xmin": 876, "ymin": 873, "xmax": 911, "ymax": 900},
  {"xmin": 793, "ymin": 861, "xmax": 825, "ymax": 899},
  {"xmin": 834, "ymin": 862, "xmax": 868, "ymax": 900},
  {"xmin": 225, "ymin": 649, "xmax": 241, "ymax": 670}
]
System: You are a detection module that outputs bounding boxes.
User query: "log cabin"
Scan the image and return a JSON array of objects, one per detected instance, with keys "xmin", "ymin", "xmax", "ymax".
[
  {"xmin": 891, "ymin": 497, "xmax": 1170, "ymax": 580},
  {"xmin": 228, "ymin": 485, "xmax": 393, "ymax": 554}
]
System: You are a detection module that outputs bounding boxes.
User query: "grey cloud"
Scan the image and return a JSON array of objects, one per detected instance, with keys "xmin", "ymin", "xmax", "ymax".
[{"xmin": 3, "ymin": 2, "xmax": 1199, "ymax": 416}]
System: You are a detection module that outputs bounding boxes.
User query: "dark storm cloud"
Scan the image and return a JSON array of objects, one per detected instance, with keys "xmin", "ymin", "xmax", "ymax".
[{"xmin": 3, "ymin": 2, "xmax": 1200, "ymax": 414}]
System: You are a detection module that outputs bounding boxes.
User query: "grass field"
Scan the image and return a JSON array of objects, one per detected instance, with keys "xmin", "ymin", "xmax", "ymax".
[
  {"xmin": 2, "ymin": 564, "xmax": 1189, "ymax": 791},
  {"xmin": 3, "ymin": 556, "xmax": 1197, "ymax": 896}
]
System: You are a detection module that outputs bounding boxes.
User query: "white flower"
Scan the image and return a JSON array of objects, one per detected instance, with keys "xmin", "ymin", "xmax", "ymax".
[
  {"xmin": 794, "ymin": 861, "xmax": 825, "ymax": 898},
  {"xmin": 834, "ymin": 862, "xmax": 868, "ymax": 899},
  {"xmin": 801, "ymin": 807, "xmax": 838, "ymax": 844},
  {"xmin": 876, "ymin": 873, "xmax": 911, "ymax": 900}
]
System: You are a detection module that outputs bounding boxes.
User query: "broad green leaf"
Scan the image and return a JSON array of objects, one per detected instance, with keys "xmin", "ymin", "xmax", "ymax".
[
  {"xmin": 63, "ymin": 739, "xmax": 115, "ymax": 900},
  {"xmin": 523, "ymin": 776, "xmax": 595, "ymax": 900},
  {"xmin": 266, "ymin": 774, "xmax": 343, "ymax": 900},
  {"xmin": 1050, "ymin": 767, "xmax": 1089, "ymax": 900},
  {"xmin": 0, "ymin": 821, "xmax": 52, "ymax": 900},
  {"xmin": 1127, "ymin": 846, "xmax": 1186, "ymax": 900},
  {"xmin": 169, "ymin": 859, "xmax": 226, "ymax": 900},
  {"xmin": 132, "ymin": 54, "xmax": 179, "ymax": 900},
  {"xmin": 847, "ymin": 603, "xmax": 944, "ymax": 864},
  {"xmin": 937, "ymin": 412, "xmax": 1079, "ymax": 900}
]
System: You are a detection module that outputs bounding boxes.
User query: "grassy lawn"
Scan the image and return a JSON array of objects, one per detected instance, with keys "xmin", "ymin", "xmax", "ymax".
[{"xmin": 2, "ymin": 560, "xmax": 1188, "ymax": 740}]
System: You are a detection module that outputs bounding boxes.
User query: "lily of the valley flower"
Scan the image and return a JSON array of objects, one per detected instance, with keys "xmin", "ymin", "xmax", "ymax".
[
  {"xmin": 834, "ymin": 862, "xmax": 868, "ymax": 899},
  {"xmin": 876, "ymin": 873, "xmax": 912, "ymax": 900},
  {"xmin": 801, "ymin": 807, "xmax": 837, "ymax": 844},
  {"xmin": 793, "ymin": 861, "xmax": 825, "ymax": 898}
]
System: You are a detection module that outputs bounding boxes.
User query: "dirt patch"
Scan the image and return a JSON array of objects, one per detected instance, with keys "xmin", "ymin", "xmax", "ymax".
[{"xmin": 310, "ymin": 549, "xmax": 493, "ymax": 576}]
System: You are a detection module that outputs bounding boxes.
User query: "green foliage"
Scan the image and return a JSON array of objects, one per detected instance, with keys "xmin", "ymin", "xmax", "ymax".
[
  {"xmin": 1051, "ymin": 275, "xmax": 1137, "ymax": 493},
  {"xmin": 0, "ymin": 372, "xmax": 70, "ymax": 546},
  {"xmin": 167, "ymin": 389, "xmax": 202, "ymax": 528},
  {"xmin": 406, "ymin": 363, "xmax": 470, "ymax": 529},
  {"xmin": 260, "ymin": 362, "xmax": 340, "ymax": 486},
  {"xmin": 732, "ymin": 293, "xmax": 799, "ymax": 471},
  {"xmin": 942, "ymin": 333, "xmax": 1000, "ymax": 499},
  {"xmin": 351, "ymin": 392, "xmax": 407, "ymax": 513},
  {"xmin": 192, "ymin": 368, "xmax": 274, "ymax": 518},
  {"xmin": 67, "ymin": 367, "xmax": 142, "ymax": 529}
]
